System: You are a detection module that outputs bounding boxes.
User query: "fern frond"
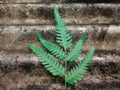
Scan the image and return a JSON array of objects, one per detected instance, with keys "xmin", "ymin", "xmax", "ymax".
[
  {"xmin": 54, "ymin": 6, "xmax": 72, "ymax": 50},
  {"xmin": 28, "ymin": 44, "xmax": 65, "ymax": 76},
  {"xmin": 66, "ymin": 46, "xmax": 95, "ymax": 84},
  {"xmin": 35, "ymin": 31, "xmax": 65, "ymax": 59},
  {"xmin": 66, "ymin": 31, "xmax": 87, "ymax": 62}
]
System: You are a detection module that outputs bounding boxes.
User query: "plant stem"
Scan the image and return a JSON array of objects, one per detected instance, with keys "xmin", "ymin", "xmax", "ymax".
[
  {"xmin": 64, "ymin": 49, "xmax": 67, "ymax": 90},
  {"xmin": 64, "ymin": 60, "xmax": 67, "ymax": 90}
]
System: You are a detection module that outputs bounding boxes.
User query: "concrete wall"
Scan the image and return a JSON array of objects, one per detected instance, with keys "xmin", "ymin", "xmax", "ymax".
[{"xmin": 0, "ymin": 1, "xmax": 120, "ymax": 90}]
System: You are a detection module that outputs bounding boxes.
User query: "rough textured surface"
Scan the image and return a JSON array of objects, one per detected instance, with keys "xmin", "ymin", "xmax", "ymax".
[
  {"xmin": 0, "ymin": 4, "xmax": 120, "ymax": 24},
  {"xmin": 0, "ymin": 50, "xmax": 120, "ymax": 64},
  {"xmin": 0, "ymin": 51, "xmax": 120, "ymax": 90},
  {"xmin": 0, "ymin": 25, "xmax": 120, "ymax": 51},
  {"xmin": 0, "ymin": 25, "xmax": 120, "ymax": 89},
  {"xmin": 67, "ymin": 0, "xmax": 120, "ymax": 3},
  {"xmin": 0, "ymin": 67, "xmax": 120, "ymax": 90},
  {"xmin": 0, "ymin": 2, "xmax": 120, "ymax": 90},
  {"xmin": 0, "ymin": 0, "xmax": 120, "ymax": 3},
  {"xmin": 0, "ymin": 0, "xmax": 59, "ymax": 3}
]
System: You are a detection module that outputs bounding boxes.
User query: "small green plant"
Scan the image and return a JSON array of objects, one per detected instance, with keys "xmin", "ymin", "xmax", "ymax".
[{"xmin": 28, "ymin": 5, "xmax": 95, "ymax": 90}]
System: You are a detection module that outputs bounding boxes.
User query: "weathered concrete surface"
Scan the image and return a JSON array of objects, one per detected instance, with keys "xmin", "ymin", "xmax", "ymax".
[
  {"xmin": 0, "ymin": 25, "xmax": 120, "ymax": 51},
  {"xmin": 0, "ymin": 70, "xmax": 120, "ymax": 90},
  {"xmin": 0, "ymin": 51, "xmax": 120, "ymax": 90},
  {"xmin": 66, "ymin": 0, "xmax": 120, "ymax": 3},
  {"xmin": 0, "ymin": 24, "xmax": 120, "ymax": 90},
  {"xmin": 0, "ymin": 0, "xmax": 60, "ymax": 3},
  {"xmin": 0, "ymin": 50, "xmax": 120, "ymax": 64},
  {"xmin": 0, "ymin": 24, "xmax": 120, "ymax": 89},
  {"xmin": 0, "ymin": 68, "xmax": 120, "ymax": 90},
  {"xmin": 0, "ymin": 0, "xmax": 119, "ymax": 3},
  {"xmin": 0, "ymin": 4, "xmax": 120, "ymax": 24},
  {"xmin": 0, "ymin": 2, "xmax": 120, "ymax": 90}
]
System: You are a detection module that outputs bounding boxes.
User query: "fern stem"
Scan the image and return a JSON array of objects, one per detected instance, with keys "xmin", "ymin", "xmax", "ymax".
[
  {"xmin": 64, "ymin": 49, "xmax": 67, "ymax": 90},
  {"xmin": 65, "ymin": 61, "xmax": 67, "ymax": 90}
]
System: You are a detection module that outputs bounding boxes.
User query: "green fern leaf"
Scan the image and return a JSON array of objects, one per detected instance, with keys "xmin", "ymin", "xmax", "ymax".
[
  {"xmin": 28, "ymin": 44, "xmax": 65, "ymax": 76},
  {"xmin": 66, "ymin": 31, "xmax": 87, "ymax": 62},
  {"xmin": 54, "ymin": 6, "xmax": 72, "ymax": 50},
  {"xmin": 66, "ymin": 46, "xmax": 95, "ymax": 84},
  {"xmin": 35, "ymin": 31, "xmax": 65, "ymax": 59}
]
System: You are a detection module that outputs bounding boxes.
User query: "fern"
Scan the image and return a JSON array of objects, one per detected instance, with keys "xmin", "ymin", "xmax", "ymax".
[
  {"xmin": 66, "ymin": 46, "xmax": 95, "ymax": 84},
  {"xmin": 66, "ymin": 31, "xmax": 87, "ymax": 62},
  {"xmin": 28, "ymin": 5, "xmax": 95, "ymax": 90},
  {"xmin": 35, "ymin": 31, "xmax": 65, "ymax": 59},
  {"xmin": 28, "ymin": 44, "xmax": 65, "ymax": 76},
  {"xmin": 54, "ymin": 5, "xmax": 72, "ymax": 50}
]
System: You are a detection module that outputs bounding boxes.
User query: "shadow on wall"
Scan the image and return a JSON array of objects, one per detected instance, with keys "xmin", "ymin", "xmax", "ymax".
[{"xmin": 66, "ymin": 0, "xmax": 120, "ymax": 3}]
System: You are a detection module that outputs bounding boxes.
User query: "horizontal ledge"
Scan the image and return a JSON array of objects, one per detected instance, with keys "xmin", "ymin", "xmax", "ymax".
[
  {"xmin": 0, "ymin": 50, "xmax": 120, "ymax": 78},
  {"xmin": 0, "ymin": 50, "xmax": 120, "ymax": 64},
  {"xmin": 0, "ymin": 0, "xmax": 120, "ymax": 3},
  {"xmin": 0, "ymin": 51, "xmax": 120, "ymax": 89},
  {"xmin": 0, "ymin": 71, "xmax": 120, "ymax": 89},
  {"xmin": 0, "ymin": 0, "xmax": 58, "ymax": 4},
  {"xmin": 1, "ymin": 23, "xmax": 120, "ymax": 26},
  {"xmin": 0, "ymin": 25, "xmax": 120, "ymax": 51},
  {"xmin": 1, "ymin": 3, "xmax": 120, "ymax": 5},
  {"xmin": 0, "ymin": 4, "xmax": 120, "ymax": 24}
]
